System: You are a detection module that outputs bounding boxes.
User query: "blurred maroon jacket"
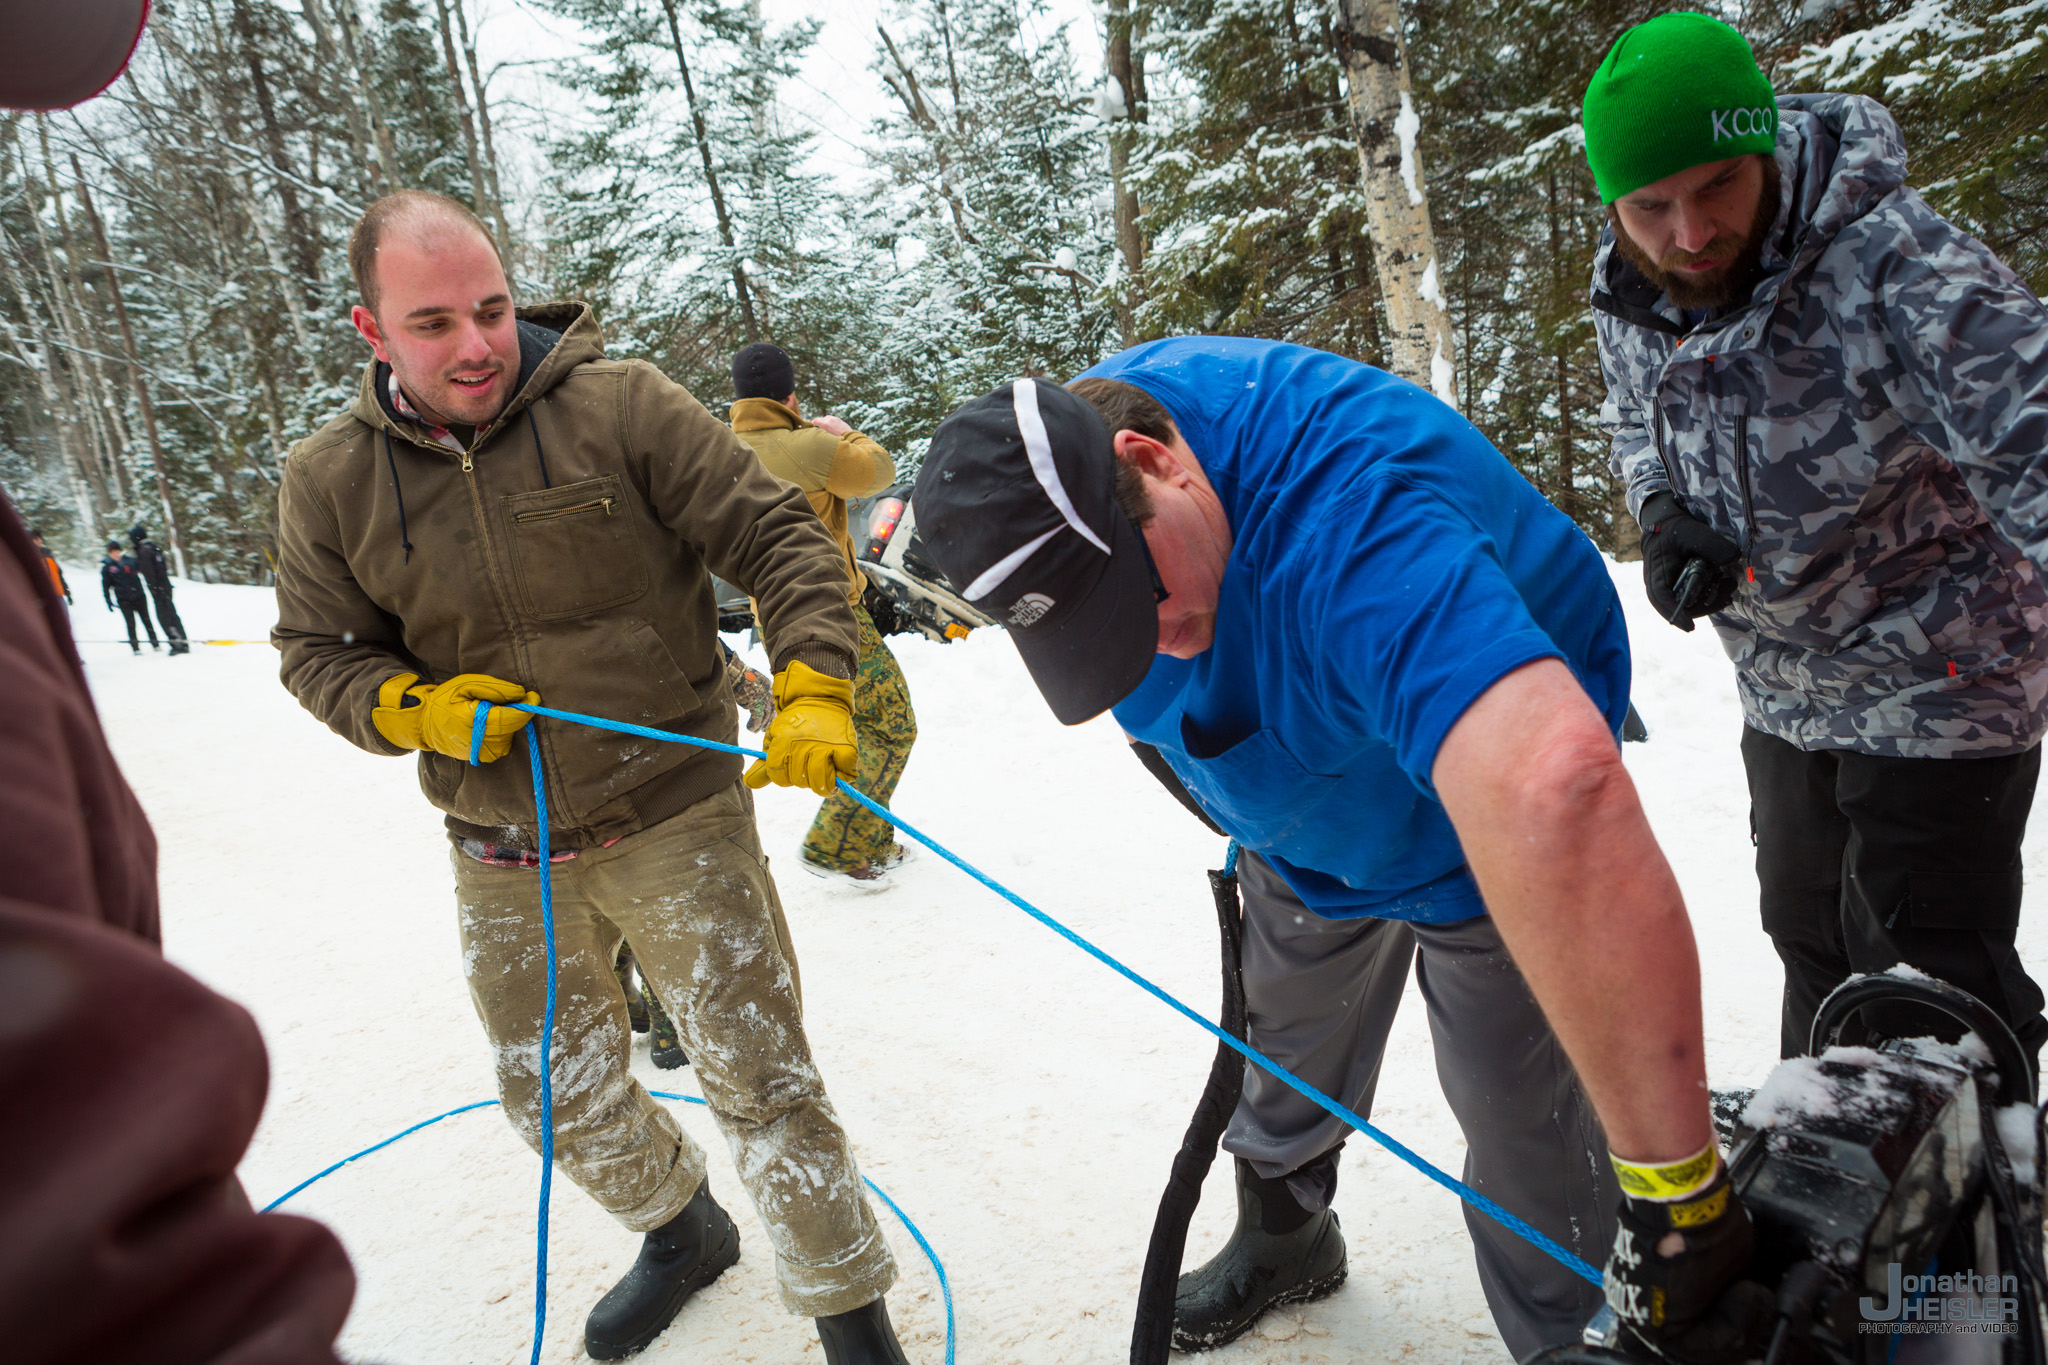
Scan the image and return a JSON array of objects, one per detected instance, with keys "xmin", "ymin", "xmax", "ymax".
[{"xmin": 0, "ymin": 486, "xmax": 356, "ymax": 1363}]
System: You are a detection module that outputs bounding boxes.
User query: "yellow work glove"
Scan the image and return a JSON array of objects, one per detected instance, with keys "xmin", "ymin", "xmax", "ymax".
[
  {"xmin": 371, "ymin": 672, "xmax": 436, "ymax": 750},
  {"xmin": 743, "ymin": 660, "xmax": 857, "ymax": 797},
  {"xmin": 371, "ymin": 671, "xmax": 539, "ymax": 763}
]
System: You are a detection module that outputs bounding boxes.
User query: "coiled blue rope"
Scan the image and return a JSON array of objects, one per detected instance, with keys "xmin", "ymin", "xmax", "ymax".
[
  {"xmin": 259, "ymin": 1091, "xmax": 954, "ymax": 1361},
  {"xmin": 488, "ymin": 699, "xmax": 1602, "ymax": 1290}
]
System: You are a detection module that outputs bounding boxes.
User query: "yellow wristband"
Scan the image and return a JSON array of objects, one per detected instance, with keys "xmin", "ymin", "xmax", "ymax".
[{"xmin": 1610, "ymin": 1142, "xmax": 1718, "ymax": 1201}]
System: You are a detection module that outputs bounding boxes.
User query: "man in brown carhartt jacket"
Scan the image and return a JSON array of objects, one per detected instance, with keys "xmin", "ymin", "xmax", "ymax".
[
  {"xmin": 273, "ymin": 191, "xmax": 912, "ymax": 1363},
  {"xmin": 274, "ymin": 312, "xmax": 856, "ymax": 851}
]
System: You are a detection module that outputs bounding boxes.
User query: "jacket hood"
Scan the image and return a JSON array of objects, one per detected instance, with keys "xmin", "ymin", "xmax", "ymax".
[
  {"xmin": 348, "ymin": 301, "xmax": 605, "ymax": 446},
  {"xmin": 1591, "ymin": 93, "xmax": 1908, "ymax": 332}
]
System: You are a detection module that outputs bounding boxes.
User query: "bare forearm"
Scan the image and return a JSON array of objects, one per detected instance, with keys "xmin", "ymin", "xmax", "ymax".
[{"xmin": 1436, "ymin": 660, "xmax": 1712, "ymax": 1162}]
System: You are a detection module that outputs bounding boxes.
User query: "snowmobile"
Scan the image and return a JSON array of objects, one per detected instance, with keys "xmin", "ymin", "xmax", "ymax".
[
  {"xmin": 1531, "ymin": 971, "xmax": 2046, "ymax": 1365},
  {"xmin": 711, "ymin": 483, "xmax": 996, "ymax": 645},
  {"xmin": 850, "ymin": 483, "xmax": 997, "ymax": 643}
]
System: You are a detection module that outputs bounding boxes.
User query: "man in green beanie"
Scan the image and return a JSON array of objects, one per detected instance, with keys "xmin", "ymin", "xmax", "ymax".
[{"xmin": 1587, "ymin": 15, "xmax": 2048, "ymax": 1358}]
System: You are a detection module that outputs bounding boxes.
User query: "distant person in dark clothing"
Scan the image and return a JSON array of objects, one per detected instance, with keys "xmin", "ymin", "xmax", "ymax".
[
  {"xmin": 30, "ymin": 529, "xmax": 70, "ymax": 604},
  {"xmin": 129, "ymin": 525, "xmax": 188, "ymax": 655},
  {"xmin": 101, "ymin": 542, "xmax": 155, "ymax": 655}
]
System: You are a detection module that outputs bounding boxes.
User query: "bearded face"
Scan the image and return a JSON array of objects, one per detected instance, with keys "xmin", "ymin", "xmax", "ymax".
[{"xmin": 1610, "ymin": 156, "xmax": 1781, "ymax": 312}]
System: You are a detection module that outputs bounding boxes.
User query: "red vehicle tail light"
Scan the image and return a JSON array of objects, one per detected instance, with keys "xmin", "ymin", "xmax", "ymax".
[{"xmin": 861, "ymin": 497, "xmax": 906, "ymax": 561}]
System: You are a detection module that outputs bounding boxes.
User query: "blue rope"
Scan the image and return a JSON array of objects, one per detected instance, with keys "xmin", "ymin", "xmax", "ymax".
[
  {"xmin": 260, "ymin": 1100, "xmax": 500, "ymax": 1212},
  {"xmin": 259, "ymin": 1092, "xmax": 954, "ymax": 1364},
  {"xmin": 845, "ymin": 1157, "xmax": 958, "ymax": 1365},
  {"xmin": 495, "ymin": 699, "xmax": 1602, "ymax": 1287},
  {"xmin": 524, "ymin": 728, "xmax": 558, "ymax": 1365}
]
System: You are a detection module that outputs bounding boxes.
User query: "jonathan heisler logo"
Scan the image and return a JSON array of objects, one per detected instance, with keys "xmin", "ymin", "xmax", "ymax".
[{"xmin": 1858, "ymin": 1264, "xmax": 2020, "ymax": 1335}]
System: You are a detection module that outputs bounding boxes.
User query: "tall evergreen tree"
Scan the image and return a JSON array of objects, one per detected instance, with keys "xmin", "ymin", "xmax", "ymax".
[
  {"xmin": 1133, "ymin": 0, "xmax": 1385, "ymax": 362},
  {"xmin": 1762, "ymin": 0, "xmax": 2048, "ymax": 292},
  {"xmin": 539, "ymin": 0, "xmax": 877, "ymax": 406},
  {"xmin": 860, "ymin": 0, "xmax": 1117, "ymax": 457},
  {"xmin": 1406, "ymin": 0, "xmax": 1662, "ymax": 548}
]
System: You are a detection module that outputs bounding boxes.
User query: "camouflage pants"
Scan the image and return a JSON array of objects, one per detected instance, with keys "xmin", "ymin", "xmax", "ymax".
[
  {"xmin": 450, "ymin": 781, "xmax": 897, "ymax": 1316},
  {"xmin": 802, "ymin": 603, "xmax": 916, "ymax": 870}
]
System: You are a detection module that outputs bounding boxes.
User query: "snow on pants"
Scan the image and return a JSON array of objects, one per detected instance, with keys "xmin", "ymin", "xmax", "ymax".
[
  {"xmin": 1221, "ymin": 850, "xmax": 1616, "ymax": 1361},
  {"xmin": 450, "ymin": 780, "xmax": 897, "ymax": 1317},
  {"xmin": 1741, "ymin": 726, "xmax": 2047, "ymax": 1072},
  {"xmin": 801, "ymin": 602, "xmax": 916, "ymax": 871}
]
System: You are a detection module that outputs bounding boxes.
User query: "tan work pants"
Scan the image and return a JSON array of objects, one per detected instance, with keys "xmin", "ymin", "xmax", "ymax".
[{"xmin": 451, "ymin": 781, "xmax": 897, "ymax": 1317}]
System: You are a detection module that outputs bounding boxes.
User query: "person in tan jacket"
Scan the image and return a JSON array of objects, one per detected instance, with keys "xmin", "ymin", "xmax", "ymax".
[
  {"xmin": 271, "ymin": 191, "xmax": 913, "ymax": 1365},
  {"xmin": 729, "ymin": 343, "xmax": 918, "ymax": 887}
]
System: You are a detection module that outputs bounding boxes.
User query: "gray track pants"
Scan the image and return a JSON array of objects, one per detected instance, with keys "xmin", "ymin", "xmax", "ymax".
[{"xmin": 1222, "ymin": 851, "xmax": 1617, "ymax": 1360}]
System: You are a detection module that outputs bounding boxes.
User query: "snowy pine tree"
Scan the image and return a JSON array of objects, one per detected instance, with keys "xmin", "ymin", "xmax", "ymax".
[
  {"xmin": 859, "ymin": 0, "xmax": 1117, "ymax": 460},
  {"xmin": 538, "ymin": 0, "xmax": 886, "ymax": 409},
  {"xmin": 1765, "ymin": 0, "xmax": 2047, "ymax": 291},
  {"xmin": 1132, "ymin": 0, "xmax": 1385, "ymax": 361}
]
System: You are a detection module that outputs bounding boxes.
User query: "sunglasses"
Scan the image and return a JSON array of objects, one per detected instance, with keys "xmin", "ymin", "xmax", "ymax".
[{"xmin": 1127, "ymin": 512, "xmax": 1170, "ymax": 604}]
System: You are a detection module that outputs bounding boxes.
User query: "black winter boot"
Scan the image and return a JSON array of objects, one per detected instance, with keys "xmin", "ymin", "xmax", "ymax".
[
  {"xmin": 1172, "ymin": 1157, "xmax": 1347, "ymax": 1351},
  {"xmin": 584, "ymin": 1182, "xmax": 740, "ymax": 1360},
  {"xmin": 613, "ymin": 946, "xmax": 649, "ymax": 1034},
  {"xmin": 647, "ymin": 990, "xmax": 688, "ymax": 1070},
  {"xmin": 816, "ymin": 1296, "xmax": 911, "ymax": 1365}
]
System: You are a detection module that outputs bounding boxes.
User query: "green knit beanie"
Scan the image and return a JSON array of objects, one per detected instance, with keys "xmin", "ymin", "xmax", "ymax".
[{"xmin": 1582, "ymin": 12, "xmax": 1779, "ymax": 204}]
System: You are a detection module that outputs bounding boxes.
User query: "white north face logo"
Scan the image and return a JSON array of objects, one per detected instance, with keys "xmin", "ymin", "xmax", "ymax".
[
  {"xmin": 1008, "ymin": 593, "xmax": 1055, "ymax": 627},
  {"xmin": 1710, "ymin": 106, "xmax": 1777, "ymax": 141}
]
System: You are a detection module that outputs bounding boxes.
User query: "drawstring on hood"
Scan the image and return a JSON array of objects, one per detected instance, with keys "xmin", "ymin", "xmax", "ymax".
[
  {"xmin": 383, "ymin": 428, "xmax": 415, "ymax": 564},
  {"xmin": 528, "ymin": 408, "xmax": 552, "ymax": 489}
]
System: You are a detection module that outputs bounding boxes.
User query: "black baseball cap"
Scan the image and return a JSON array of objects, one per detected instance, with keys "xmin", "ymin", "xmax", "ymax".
[
  {"xmin": 0, "ymin": 0, "xmax": 150, "ymax": 111},
  {"xmin": 914, "ymin": 379, "xmax": 1158, "ymax": 724}
]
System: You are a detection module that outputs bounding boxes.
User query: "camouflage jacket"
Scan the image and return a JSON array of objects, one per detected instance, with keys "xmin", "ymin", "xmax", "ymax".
[{"xmin": 1593, "ymin": 93, "xmax": 2048, "ymax": 757}]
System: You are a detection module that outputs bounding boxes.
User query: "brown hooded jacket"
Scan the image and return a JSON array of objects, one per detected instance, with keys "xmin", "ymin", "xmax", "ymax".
[{"xmin": 273, "ymin": 302, "xmax": 858, "ymax": 850}]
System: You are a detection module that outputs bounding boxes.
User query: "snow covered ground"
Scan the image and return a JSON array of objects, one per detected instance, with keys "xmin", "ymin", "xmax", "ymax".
[{"xmin": 62, "ymin": 563, "xmax": 2048, "ymax": 1364}]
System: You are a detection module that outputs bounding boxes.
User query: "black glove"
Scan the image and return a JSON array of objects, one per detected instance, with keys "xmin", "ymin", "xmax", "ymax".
[
  {"xmin": 1605, "ymin": 1166, "xmax": 1776, "ymax": 1364},
  {"xmin": 1638, "ymin": 492, "xmax": 1742, "ymax": 632}
]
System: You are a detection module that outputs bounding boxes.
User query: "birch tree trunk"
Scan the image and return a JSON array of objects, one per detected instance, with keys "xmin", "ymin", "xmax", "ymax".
[
  {"xmin": 328, "ymin": 0, "xmax": 401, "ymax": 190},
  {"xmin": 877, "ymin": 24, "xmax": 977, "ymax": 246},
  {"xmin": 0, "ymin": 220, "xmax": 112, "ymax": 518},
  {"xmin": 1332, "ymin": 0, "xmax": 1457, "ymax": 407},
  {"xmin": 26, "ymin": 129, "xmax": 131, "ymax": 505}
]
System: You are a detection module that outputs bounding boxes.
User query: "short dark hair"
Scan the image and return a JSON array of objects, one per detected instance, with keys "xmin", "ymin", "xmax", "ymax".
[
  {"xmin": 1067, "ymin": 377, "xmax": 1175, "ymax": 526},
  {"xmin": 348, "ymin": 190, "xmax": 503, "ymax": 315}
]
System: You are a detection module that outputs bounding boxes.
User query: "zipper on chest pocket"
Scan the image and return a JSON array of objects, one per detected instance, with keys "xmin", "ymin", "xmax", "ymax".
[{"xmin": 514, "ymin": 497, "xmax": 615, "ymax": 523}]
